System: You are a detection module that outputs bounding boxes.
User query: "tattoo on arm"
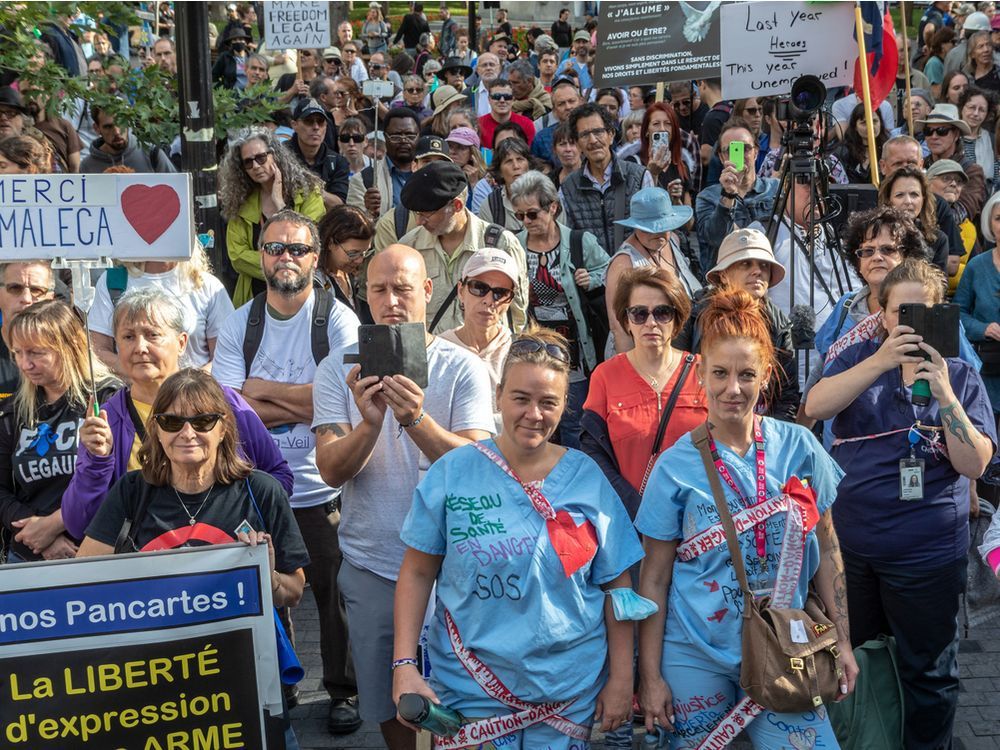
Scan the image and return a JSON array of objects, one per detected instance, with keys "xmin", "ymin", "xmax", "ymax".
[
  {"xmin": 940, "ymin": 402, "xmax": 975, "ymax": 447},
  {"xmin": 315, "ymin": 423, "xmax": 346, "ymax": 437},
  {"xmin": 821, "ymin": 514, "xmax": 851, "ymax": 641}
]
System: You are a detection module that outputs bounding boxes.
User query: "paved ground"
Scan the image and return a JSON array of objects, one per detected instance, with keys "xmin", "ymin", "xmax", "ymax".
[{"xmin": 288, "ymin": 589, "xmax": 1000, "ymax": 749}]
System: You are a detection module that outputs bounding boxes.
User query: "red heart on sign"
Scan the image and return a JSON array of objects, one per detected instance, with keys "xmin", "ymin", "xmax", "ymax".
[
  {"xmin": 546, "ymin": 510, "xmax": 598, "ymax": 577},
  {"xmin": 120, "ymin": 184, "xmax": 181, "ymax": 245}
]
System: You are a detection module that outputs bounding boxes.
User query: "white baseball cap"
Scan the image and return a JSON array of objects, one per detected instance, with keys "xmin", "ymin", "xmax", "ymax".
[{"xmin": 461, "ymin": 249, "xmax": 518, "ymax": 285}]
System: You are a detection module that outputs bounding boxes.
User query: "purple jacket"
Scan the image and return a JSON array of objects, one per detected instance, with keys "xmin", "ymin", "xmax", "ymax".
[{"xmin": 62, "ymin": 386, "xmax": 294, "ymax": 539}]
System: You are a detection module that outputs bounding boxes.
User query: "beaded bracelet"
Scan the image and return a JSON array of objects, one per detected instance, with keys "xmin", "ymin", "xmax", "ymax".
[{"xmin": 392, "ymin": 657, "xmax": 419, "ymax": 670}]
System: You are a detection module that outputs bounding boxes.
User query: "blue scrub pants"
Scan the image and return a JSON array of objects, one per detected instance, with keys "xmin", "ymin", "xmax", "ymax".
[
  {"xmin": 843, "ymin": 550, "xmax": 965, "ymax": 750},
  {"xmin": 663, "ymin": 645, "xmax": 841, "ymax": 749}
]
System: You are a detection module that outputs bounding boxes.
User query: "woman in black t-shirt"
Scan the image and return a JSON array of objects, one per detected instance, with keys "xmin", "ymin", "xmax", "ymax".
[
  {"xmin": 0, "ymin": 300, "xmax": 119, "ymax": 562},
  {"xmin": 78, "ymin": 369, "xmax": 308, "ymax": 607}
]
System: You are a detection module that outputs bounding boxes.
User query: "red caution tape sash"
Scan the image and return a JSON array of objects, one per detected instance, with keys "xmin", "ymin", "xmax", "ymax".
[{"xmin": 676, "ymin": 496, "xmax": 788, "ymax": 562}]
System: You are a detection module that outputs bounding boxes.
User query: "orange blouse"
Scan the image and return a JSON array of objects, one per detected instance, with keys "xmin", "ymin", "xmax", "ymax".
[{"xmin": 583, "ymin": 352, "xmax": 707, "ymax": 493}]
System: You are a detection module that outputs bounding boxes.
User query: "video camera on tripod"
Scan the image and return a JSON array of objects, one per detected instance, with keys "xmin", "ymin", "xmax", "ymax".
[{"xmin": 774, "ymin": 74, "xmax": 829, "ymax": 183}]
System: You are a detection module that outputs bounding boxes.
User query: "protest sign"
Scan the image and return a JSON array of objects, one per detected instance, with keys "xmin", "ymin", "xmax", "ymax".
[
  {"xmin": 720, "ymin": 1, "xmax": 857, "ymax": 99},
  {"xmin": 264, "ymin": 1, "xmax": 331, "ymax": 50},
  {"xmin": 595, "ymin": 1, "xmax": 721, "ymax": 88},
  {"xmin": 0, "ymin": 545, "xmax": 283, "ymax": 749},
  {"xmin": 0, "ymin": 173, "xmax": 193, "ymax": 262}
]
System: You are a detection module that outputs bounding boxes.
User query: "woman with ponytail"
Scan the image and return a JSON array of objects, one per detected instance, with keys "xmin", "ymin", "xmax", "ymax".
[{"xmin": 636, "ymin": 288, "xmax": 857, "ymax": 747}]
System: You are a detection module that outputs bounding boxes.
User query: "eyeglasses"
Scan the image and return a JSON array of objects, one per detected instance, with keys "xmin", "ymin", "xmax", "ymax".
[
  {"xmin": 743, "ymin": 107, "xmax": 762, "ymax": 115},
  {"xmin": 925, "ymin": 126, "xmax": 957, "ymax": 137},
  {"xmin": 241, "ymin": 151, "xmax": 271, "ymax": 169},
  {"xmin": 344, "ymin": 49, "xmax": 357, "ymax": 55},
  {"xmin": 340, "ymin": 244, "xmax": 375, "ymax": 260},
  {"xmin": 509, "ymin": 339, "xmax": 570, "ymax": 362},
  {"xmin": 386, "ymin": 132, "xmax": 419, "ymax": 143},
  {"xmin": 4, "ymin": 283, "xmax": 51, "ymax": 300},
  {"xmin": 514, "ymin": 208, "xmax": 546, "ymax": 222},
  {"xmin": 154, "ymin": 413, "xmax": 224, "ymax": 433},
  {"xmin": 855, "ymin": 244, "xmax": 902, "ymax": 259},
  {"xmin": 0, "ymin": 108, "xmax": 22, "ymax": 120},
  {"xmin": 339, "ymin": 133, "xmax": 365, "ymax": 144},
  {"xmin": 491, "ymin": 92, "xmax": 514, "ymax": 101},
  {"xmin": 577, "ymin": 126, "xmax": 610, "ymax": 140},
  {"xmin": 673, "ymin": 98, "xmax": 692, "ymax": 108},
  {"xmin": 465, "ymin": 278, "xmax": 515, "ymax": 303},
  {"xmin": 404, "ymin": 87, "xmax": 424, "ymax": 94},
  {"xmin": 261, "ymin": 241, "xmax": 314, "ymax": 257},
  {"xmin": 369, "ymin": 63, "xmax": 385, "ymax": 70},
  {"xmin": 933, "ymin": 174, "xmax": 964, "ymax": 186},
  {"xmin": 331, "ymin": 90, "xmax": 347, "ymax": 97},
  {"xmin": 626, "ymin": 304, "xmax": 676, "ymax": 325}
]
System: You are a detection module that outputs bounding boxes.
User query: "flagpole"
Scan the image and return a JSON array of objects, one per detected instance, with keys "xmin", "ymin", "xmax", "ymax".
[
  {"xmin": 855, "ymin": 1, "xmax": 881, "ymax": 187},
  {"xmin": 899, "ymin": 3, "xmax": 915, "ymax": 137}
]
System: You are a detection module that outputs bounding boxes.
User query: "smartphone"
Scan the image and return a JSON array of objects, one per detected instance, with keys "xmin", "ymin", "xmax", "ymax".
[
  {"xmin": 363, "ymin": 79, "xmax": 395, "ymax": 99},
  {"xmin": 728, "ymin": 140, "xmax": 745, "ymax": 172},
  {"xmin": 652, "ymin": 130, "xmax": 670, "ymax": 149},
  {"xmin": 898, "ymin": 303, "xmax": 960, "ymax": 358}
]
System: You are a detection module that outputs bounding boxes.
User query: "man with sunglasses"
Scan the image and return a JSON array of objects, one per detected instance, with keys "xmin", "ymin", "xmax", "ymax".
[
  {"xmin": 312, "ymin": 243, "xmax": 494, "ymax": 750},
  {"xmin": 0, "ymin": 262, "xmax": 56, "ymax": 400},
  {"xmin": 384, "ymin": 161, "xmax": 528, "ymax": 334},
  {"xmin": 286, "ymin": 98, "xmax": 350, "ymax": 210},
  {"xmin": 213, "ymin": 210, "xmax": 363, "ymax": 737},
  {"xmin": 918, "ymin": 104, "xmax": 987, "ymax": 221},
  {"xmin": 478, "ymin": 78, "xmax": 536, "ymax": 149}
]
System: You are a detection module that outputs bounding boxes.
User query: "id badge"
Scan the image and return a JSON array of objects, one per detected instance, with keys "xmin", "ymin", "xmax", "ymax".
[{"xmin": 899, "ymin": 458, "xmax": 925, "ymax": 501}]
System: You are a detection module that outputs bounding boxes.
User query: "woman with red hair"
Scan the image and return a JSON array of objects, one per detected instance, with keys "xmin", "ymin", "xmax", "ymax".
[{"xmin": 630, "ymin": 102, "xmax": 698, "ymax": 213}]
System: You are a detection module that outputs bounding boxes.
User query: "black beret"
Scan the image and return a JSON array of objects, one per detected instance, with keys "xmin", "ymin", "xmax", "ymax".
[{"xmin": 400, "ymin": 161, "xmax": 467, "ymax": 212}]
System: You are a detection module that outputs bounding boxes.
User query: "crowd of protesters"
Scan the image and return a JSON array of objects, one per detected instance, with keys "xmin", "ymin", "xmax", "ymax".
[{"xmin": 5, "ymin": 1, "xmax": 1000, "ymax": 749}]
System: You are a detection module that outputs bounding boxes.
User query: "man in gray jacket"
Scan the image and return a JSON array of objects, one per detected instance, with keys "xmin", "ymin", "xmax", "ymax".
[{"xmin": 79, "ymin": 105, "xmax": 176, "ymax": 173}]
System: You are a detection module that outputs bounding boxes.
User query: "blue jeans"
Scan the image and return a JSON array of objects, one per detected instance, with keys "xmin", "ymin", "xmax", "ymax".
[{"xmin": 555, "ymin": 379, "xmax": 589, "ymax": 449}]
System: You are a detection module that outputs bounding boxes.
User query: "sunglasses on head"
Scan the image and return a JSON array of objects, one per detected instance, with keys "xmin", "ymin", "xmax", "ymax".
[
  {"xmin": 925, "ymin": 125, "xmax": 956, "ymax": 137},
  {"xmin": 855, "ymin": 244, "xmax": 901, "ymax": 259},
  {"xmin": 261, "ymin": 241, "xmax": 314, "ymax": 257},
  {"xmin": 339, "ymin": 133, "xmax": 365, "ymax": 143},
  {"xmin": 509, "ymin": 338, "xmax": 570, "ymax": 362},
  {"xmin": 626, "ymin": 304, "xmax": 675, "ymax": 325},
  {"xmin": 491, "ymin": 92, "xmax": 514, "ymax": 101},
  {"xmin": 242, "ymin": 151, "xmax": 271, "ymax": 169},
  {"xmin": 465, "ymin": 278, "xmax": 515, "ymax": 303},
  {"xmin": 154, "ymin": 413, "xmax": 223, "ymax": 433}
]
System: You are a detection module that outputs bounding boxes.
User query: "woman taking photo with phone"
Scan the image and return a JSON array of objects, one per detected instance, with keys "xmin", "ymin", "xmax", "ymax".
[
  {"xmin": 637, "ymin": 287, "xmax": 855, "ymax": 747},
  {"xmin": 806, "ymin": 259, "xmax": 996, "ymax": 749},
  {"xmin": 392, "ymin": 327, "xmax": 644, "ymax": 748}
]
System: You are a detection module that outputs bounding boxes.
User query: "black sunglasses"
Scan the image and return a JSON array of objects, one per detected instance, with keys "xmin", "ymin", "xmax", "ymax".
[
  {"xmin": 154, "ymin": 413, "xmax": 223, "ymax": 433},
  {"xmin": 509, "ymin": 338, "xmax": 570, "ymax": 363},
  {"xmin": 405, "ymin": 86, "xmax": 424, "ymax": 93},
  {"xmin": 261, "ymin": 241, "xmax": 314, "ymax": 257},
  {"xmin": 627, "ymin": 304, "xmax": 676, "ymax": 325},
  {"xmin": 339, "ymin": 133, "xmax": 365, "ymax": 144},
  {"xmin": 514, "ymin": 208, "xmax": 545, "ymax": 222},
  {"xmin": 925, "ymin": 125, "xmax": 957, "ymax": 137},
  {"xmin": 465, "ymin": 278, "xmax": 514, "ymax": 303},
  {"xmin": 491, "ymin": 92, "xmax": 514, "ymax": 101},
  {"xmin": 242, "ymin": 151, "xmax": 271, "ymax": 169}
]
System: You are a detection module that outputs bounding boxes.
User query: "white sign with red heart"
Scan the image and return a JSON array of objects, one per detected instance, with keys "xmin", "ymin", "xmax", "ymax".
[{"xmin": 0, "ymin": 173, "xmax": 193, "ymax": 261}]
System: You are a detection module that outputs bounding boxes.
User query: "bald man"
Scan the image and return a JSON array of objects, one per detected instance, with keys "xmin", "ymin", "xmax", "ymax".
[{"xmin": 312, "ymin": 244, "xmax": 494, "ymax": 750}]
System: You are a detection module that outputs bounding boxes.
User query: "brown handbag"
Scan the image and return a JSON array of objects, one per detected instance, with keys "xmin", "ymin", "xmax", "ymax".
[{"xmin": 692, "ymin": 424, "xmax": 843, "ymax": 713}]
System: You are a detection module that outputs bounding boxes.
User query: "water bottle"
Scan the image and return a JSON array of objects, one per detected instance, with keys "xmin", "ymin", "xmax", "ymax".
[{"xmin": 397, "ymin": 693, "xmax": 464, "ymax": 737}]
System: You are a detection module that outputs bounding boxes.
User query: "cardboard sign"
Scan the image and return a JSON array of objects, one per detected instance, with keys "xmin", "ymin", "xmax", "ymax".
[
  {"xmin": 0, "ymin": 545, "xmax": 282, "ymax": 749},
  {"xmin": 263, "ymin": 1, "xmax": 331, "ymax": 50},
  {"xmin": 595, "ymin": 1, "xmax": 722, "ymax": 88},
  {"xmin": 720, "ymin": 1, "xmax": 857, "ymax": 99},
  {"xmin": 0, "ymin": 173, "xmax": 193, "ymax": 261}
]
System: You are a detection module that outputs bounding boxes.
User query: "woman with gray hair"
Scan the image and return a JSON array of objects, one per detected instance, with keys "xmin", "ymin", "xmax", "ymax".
[
  {"xmin": 219, "ymin": 128, "xmax": 324, "ymax": 306},
  {"xmin": 511, "ymin": 170, "xmax": 611, "ymax": 447},
  {"xmin": 476, "ymin": 137, "xmax": 537, "ymax": 231},
  {"xmin": 60, "ymin": 287, "xmax": 293, "ymax": 540}
]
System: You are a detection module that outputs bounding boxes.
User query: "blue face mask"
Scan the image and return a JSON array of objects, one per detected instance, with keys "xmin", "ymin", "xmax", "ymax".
[{"xmin": 606, "ymin": 588, "xmax": 659, "ymax": 621}]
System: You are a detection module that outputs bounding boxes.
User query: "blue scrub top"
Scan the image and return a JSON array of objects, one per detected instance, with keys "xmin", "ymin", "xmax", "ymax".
[
  {"xmin": 827, "ymin": 339, "xmax": 998, "ymax": 566},
  {"xmin": 635, "ymin": 418, "xmax": 843, "ymax": 670},
  {"xmin": 401, "ymin": 441, "xmax": 644, "ymax": 704}
]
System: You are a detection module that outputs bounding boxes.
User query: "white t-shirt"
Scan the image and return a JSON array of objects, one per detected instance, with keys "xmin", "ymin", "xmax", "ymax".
[
  {"xmin": 213, "ymin": 293, "xmax": 361, "ymax": 508},
  {"xmin": 311, "ymin": 336, "xmax": 495, "ymax": 580},
  {"xmin": 89, "ymin": 267, "xmax": 235, "ymax": 368}
]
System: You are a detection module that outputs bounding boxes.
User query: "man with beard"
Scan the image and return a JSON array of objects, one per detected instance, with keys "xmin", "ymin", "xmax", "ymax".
[
  {"xmin": 79, "ymin": 104, "xmax": 175, "ymax": 173},
  {"xmin": 346, "ymin": 108, "xmax": 419, "ymax": 218},
  {"xmin": 212, "ymin": 210, "xmax": 363, "ymax": 737}
]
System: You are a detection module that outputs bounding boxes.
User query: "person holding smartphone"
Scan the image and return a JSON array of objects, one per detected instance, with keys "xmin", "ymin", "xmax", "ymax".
[
  {"xmin": 806, "ymin": 258, "xmax": 996, "ymax": 750},
  {"xmin": 635, "ymin": 102, "xmax": 694, "ymax": 215}
]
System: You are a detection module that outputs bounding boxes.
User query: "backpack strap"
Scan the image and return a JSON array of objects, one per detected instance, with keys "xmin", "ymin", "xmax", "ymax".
[
  {"xmin": 311, "ymin": 287, "xmax": 333, "ymax": 365},
  {"xmin": 483, "ymin": 222, "xmax": 504, "ymax": 248},
  {"xmin": 429, "ymin": 284, "xmax": 460, "ymax": 333},
  {"xmin": 242, "ymin": 292, "xmax": 268, "ymax": 380},
  {"xmin": 106, "ymin": 266, "xmax": 129, "ymax": 308},
  {"xmin": 568, "ymin": 228, "xmax": 585, "ymax": 269},
  {"xmin": 394, "ymin": 203, "xmax": 409, "ymax": 239},
  {"xmin": 488, "ymin": 187, "xmax": 505, "ymax": 226}
]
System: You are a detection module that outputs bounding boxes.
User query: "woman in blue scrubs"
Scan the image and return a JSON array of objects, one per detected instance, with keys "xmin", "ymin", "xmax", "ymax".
[{"xmin": 392, "ymin": 327, "xmax": 645, "ymax": 749}]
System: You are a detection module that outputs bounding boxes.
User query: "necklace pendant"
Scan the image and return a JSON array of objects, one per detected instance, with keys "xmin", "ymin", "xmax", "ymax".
[
  {"xmin": 760, "ymin": 557, "xmax": 769, "ymax": 573},
  {"xmin": 189, "ymin": 518, "xmax": 196, "ymax": 526}
]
